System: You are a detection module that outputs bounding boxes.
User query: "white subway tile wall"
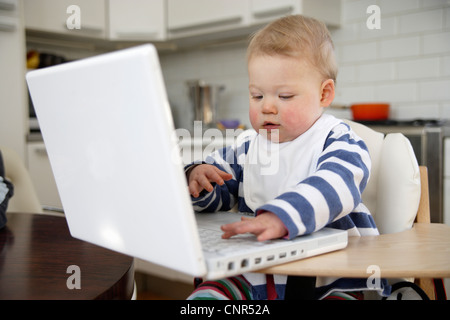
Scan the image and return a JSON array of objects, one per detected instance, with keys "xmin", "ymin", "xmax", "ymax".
[
  {"xmin": 333, "ymin": 0, "xmax": 450, "ymax": 119},
  {"xmin": 160, "ymin": 0, "xmax": 450, "ymax": 126}
]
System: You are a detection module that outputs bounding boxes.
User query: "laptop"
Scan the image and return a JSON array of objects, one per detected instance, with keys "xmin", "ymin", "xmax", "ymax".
[{"xmin": 26, "ymin": 44, "xmax": 347, "ymax": 280}]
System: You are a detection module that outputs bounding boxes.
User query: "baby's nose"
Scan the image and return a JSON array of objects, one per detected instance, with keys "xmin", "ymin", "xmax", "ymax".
[{"xmin": 262, "ymin": 100, "xmax": 278, "ymax": 114}]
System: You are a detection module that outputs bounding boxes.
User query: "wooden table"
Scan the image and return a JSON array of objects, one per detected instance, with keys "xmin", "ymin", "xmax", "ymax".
[
  {"xmin": 258, "ymin": 223, "xmax": 450, "ymax": 279},
  {"xmin": 0, "ymin": 212, "xmax": 134, "ymax": 299}
]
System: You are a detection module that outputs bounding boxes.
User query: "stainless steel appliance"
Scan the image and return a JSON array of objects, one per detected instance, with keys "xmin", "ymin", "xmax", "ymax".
[
  {"xmin": 187, "ymin": 80, "xmax": 224, "ymax": 128},
  {"xmin": 361, "ymin": 119, "xmax": 450, "ymax": 223}
]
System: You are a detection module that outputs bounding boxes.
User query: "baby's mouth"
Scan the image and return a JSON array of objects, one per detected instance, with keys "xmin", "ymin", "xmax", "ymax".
[{"xmin": 262, "ymin": 122, "xmax": 280, "ymax": 130}]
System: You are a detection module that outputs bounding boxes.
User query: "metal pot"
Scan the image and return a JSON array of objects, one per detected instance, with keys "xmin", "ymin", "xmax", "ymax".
[{"xmin": 187, "ymin": 80, "xmax": 225, "ymax": 128}]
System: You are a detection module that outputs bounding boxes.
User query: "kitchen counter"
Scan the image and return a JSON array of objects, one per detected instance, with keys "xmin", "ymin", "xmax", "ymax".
[{"xmin": 27, "ymin": 131, "xmax": 237, "ymax": 147}]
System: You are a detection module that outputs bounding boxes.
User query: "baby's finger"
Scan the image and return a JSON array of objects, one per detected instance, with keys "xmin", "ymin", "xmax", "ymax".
[
  {"xmin": 221, "ymin": 219, "xmax": 264, "ymax": 239},
  {"xmin": 188, "ymin": 180, "xmax": 203, "ymax": 198},
  {"xmin": 216, "ymin": 169, "xmax": 233, "ymax": 181},
  {"xmin": 196, "ymin": 175, "xmax": 215, "ymax": 192},
  {"xmin": 206, "ymin": 168, "xmax": 231, "ymax": 186},
  {"xmin": 220, "ymin": 221, "xmax": 243, "ymax": 238},
  {"xmin": 256, "ymin": 228, "xmax": 280, "ymax": 242}
]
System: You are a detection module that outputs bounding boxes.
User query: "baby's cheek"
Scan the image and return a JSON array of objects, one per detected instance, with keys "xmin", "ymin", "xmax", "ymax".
[
  {"xmin": 280, "ymin": 110, "xmax": 309, "ymax": 137},
  {"xmin": 281, "ymin": 110, "xmax": 300, "ymax": 126},
  {"xmin": 248, "ymin": 108, "xmax": 259, "ymax": 129}
]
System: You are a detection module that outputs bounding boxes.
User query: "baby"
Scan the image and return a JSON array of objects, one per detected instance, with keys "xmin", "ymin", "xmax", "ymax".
[{"xmin": 185, "ymin": 15, "xmax": 388, "ymax": 300}]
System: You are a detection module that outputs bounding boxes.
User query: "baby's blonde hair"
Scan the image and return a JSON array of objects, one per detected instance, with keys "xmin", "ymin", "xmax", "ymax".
[{"xmin": 247, "ymin": 15, "xmax": 337, "ymax": 82}]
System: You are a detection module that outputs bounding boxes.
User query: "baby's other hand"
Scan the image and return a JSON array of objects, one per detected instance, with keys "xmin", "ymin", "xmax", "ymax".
[
  {"xmin": 221, "ymin": 212, "xmax": 287, "ymax": 241},
  {"xmin": 187, "ymin": 164, "xmax": 232, "ymax": 198}
]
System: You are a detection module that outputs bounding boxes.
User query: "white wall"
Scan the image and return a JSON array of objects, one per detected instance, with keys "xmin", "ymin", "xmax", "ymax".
[
  {"xmin": 333, "ymin": 0, "xmax": 450, "ymax": 120},
  {"xmin": 160, "ymin": 0, "xmax": 450, "ymax": 128}
]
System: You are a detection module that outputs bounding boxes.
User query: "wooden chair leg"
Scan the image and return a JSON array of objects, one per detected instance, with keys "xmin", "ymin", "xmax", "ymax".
[
  {"xmin": 414, "ymin": 278, "xmax": 435, "ymax": 300},
  {"xmin": 414, "ymin": 167, "xmax": 435, "ymax": 299}
]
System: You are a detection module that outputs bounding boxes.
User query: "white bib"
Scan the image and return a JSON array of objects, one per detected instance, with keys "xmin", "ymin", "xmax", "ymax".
[{"xmin": 243, "ymin": 114, "xmax": 341, "ymax": 211}]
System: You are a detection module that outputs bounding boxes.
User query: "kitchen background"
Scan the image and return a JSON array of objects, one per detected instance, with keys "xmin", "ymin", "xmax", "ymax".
[
  {"xmin": 24, "ymin": 0, "xmax": 450, "ymax": 128},
  {"xmin": 20, "ymin": 0, "xmax": 450, "ymax": 220},
  {"xmin": 1, "ymin": 0, "xmax": 449, "ymax": 297},
  {"xmin": 165, "ymin": 0, "xmax": 450, "ymax": 129}
]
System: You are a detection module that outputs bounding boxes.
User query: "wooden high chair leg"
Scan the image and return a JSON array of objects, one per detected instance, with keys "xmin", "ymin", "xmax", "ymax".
[{"xmin": 414, "ymin": 278, "xmax": 435, "ymax": 300}]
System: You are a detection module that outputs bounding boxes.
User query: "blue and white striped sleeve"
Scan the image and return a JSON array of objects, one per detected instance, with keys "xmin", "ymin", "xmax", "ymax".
[
  {"xmin": 186, "ymin": 132, "xmax": 253, "ymax": 213},
  {"xmin": 256, "ymin": 124, "xmax": 374, "ymax": 239}
]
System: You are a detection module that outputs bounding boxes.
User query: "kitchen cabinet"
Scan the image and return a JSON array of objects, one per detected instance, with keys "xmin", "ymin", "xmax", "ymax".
[
  {"xmin": 108, "ymin": 0, "xmax": 165, "ymax": 41},
  {"xmin": 0, "ymin": 0, "xmax": 16, "ymax": 11},
  {"xmin": 26, "ymin": 141, "xmax": 62, "ymax": 209},
  {"xmin": 0, "ymin": 0, "xmax": 27, "ymax": 160},
  {"xmin": 250, "ymin": 0, "xmax": 340, "ymax": 27},
  {"xmin": 24, "ymin": 0, "xmax": 106, "ymax": 39},
  {"xmin": 167, "ymin": 0, "xmax": 248, "ymax": 38},
  {"xmin": 168, "ymin": 0, "xmax": 341, "ymax": 40},
  {"xmin": 250, "ymin": 0, "xmax": 299, "ymax": 23},
  {"xmin": 24, "ymin": 0, "xmax": 340, "ymax": 43},
  {"xmin": 24, "ymin": 0, "xmax": 165, "ymax": 42}
]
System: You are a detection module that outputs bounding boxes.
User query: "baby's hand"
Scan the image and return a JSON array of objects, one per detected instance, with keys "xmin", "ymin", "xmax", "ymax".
[
  {"xmin": 187, "ymin": 164, "xmax": 233, "ymax": 198},
  {"xmin": 221, "ymin": 212, "xmax": 288, "ymax": 241}
]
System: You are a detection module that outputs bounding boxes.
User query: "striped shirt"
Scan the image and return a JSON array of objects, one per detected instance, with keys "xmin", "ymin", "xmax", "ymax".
[{"xmin": 187, "ymin": 114, "xmax": 389, "ymax": 299}]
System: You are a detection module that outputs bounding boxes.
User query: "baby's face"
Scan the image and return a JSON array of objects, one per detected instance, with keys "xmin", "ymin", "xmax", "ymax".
[{"xmin": 248, "ymin": 54, "xmax": 328, "ymax": 143}]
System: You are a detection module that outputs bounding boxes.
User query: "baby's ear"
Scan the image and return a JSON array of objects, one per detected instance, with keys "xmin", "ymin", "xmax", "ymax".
[{"xmin": 320, "ymin": 79, "xmax": 335, "ymax": 107}]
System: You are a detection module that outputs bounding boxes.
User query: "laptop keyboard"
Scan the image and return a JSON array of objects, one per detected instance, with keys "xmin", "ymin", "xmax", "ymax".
[{"xmin": 199, "ymin": 228, "xmax": 266, "ymax": 254}]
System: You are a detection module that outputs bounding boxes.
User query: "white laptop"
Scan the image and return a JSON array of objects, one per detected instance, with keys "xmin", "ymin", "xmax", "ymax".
[{"xmin": 26, "ymin": 44, "xmax": 347, "ymax": 280}]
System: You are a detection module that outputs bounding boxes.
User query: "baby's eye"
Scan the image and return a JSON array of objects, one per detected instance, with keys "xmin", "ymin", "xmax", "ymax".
[
  {"xmin": 279, "ymin": 95, "xmax": 294, "ymax": 100},
  {"xmin": 251, "ymin": 95, "xmax": 263, "ymax": 100}
]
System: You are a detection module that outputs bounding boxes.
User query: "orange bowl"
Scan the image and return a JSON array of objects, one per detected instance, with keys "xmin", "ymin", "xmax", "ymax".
[{"xmin": 351, "ymin": 103, "xmax": 390, "ymax": 121}]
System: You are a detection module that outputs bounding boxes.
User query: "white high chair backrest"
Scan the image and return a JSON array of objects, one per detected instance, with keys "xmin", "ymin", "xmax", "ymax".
[{"xmin": 343, "ymin": 120, "xmax": 421, "ymax": 234}]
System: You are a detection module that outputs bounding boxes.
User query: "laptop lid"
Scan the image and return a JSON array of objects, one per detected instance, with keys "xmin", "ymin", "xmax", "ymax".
[{"xmin": 26, "ymin": 44, "xmax": 207, "ymax": 277}]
